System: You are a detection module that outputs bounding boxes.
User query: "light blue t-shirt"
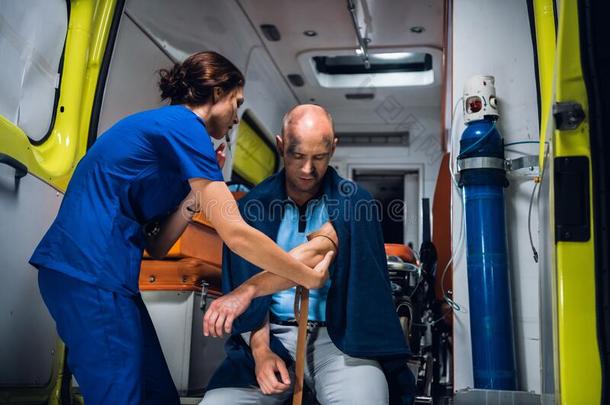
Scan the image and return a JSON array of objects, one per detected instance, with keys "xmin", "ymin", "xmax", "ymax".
[{"xmin": 270, "ymin": 198, "xmax": 331, "ymax": 321}]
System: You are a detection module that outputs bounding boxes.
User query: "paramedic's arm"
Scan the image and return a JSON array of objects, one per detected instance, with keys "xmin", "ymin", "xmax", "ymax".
[
  {"xmin": 190, "ymin": 178, "xmax": 332, "ymax": 289},
  {"xmin": 203, "ymin": 222, "xmax": 337, "ymax": 337},
  {"xmin": 250, "ymin": 315, "xmax": 291, "ymax": 394},
  {"xmin": 144, "ymin": 191, "xmax": 198, "ymax": 259},
  {"xmin": 145, "ymin": 144, "xmax": 228, "ymax": 259},
  {"xmin": 241, "ymin": 221, "xmax": 338, "ymax": 295}
]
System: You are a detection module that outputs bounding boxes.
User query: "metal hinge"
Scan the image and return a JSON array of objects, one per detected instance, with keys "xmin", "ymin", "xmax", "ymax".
[{"xmin": 553, "ymin": 101, "xmax": 585, "ymax": 130}]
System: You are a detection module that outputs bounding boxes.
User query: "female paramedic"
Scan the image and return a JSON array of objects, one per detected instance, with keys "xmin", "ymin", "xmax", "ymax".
[{"xmin": 29, "ymin": 51, "xmax": 333, "ymax": 405}]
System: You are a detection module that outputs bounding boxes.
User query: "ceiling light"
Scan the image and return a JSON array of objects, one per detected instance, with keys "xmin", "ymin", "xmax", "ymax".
[
  {"xmin": 303, "ymin": 30, "xmax": 317, "ymax": 37},
  {"xmin": 410, "ymin": 26, "xmax": 425, "ymax": 34},
  {"xmin": 372, "ymin": 52, "xmax": 414, "ymax": 61}
]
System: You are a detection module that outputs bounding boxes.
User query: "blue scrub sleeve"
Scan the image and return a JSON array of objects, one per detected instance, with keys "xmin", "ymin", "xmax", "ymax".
[{"xmin": 160, "ymin": 124, "xmax": 224, "ymax": 182}]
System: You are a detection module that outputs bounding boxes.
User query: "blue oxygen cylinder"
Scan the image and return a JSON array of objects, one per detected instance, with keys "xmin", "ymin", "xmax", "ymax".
[{"xmin": 458, "ymin": 76, "xmax": 517, "ymax": 390}]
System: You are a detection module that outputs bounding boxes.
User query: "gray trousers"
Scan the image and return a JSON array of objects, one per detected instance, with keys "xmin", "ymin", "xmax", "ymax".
[{"xmin": 200, "ymin": 324, "xmax": 388, "ymax": 405}]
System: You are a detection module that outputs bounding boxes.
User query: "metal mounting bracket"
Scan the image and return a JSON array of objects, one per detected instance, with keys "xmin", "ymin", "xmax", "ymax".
[
  {"xmin": 505, "ymin": 155, "xmax": 539, "ymax": 177},
  {"xmin": 553, "ymin": 101, "xmax": 585, "ymax": 130}
]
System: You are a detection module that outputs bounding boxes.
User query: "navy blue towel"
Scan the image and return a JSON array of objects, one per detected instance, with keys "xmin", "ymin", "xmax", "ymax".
[{"xmin": 207, "ymin": 168, "xmax": 414, "ymax": 404}]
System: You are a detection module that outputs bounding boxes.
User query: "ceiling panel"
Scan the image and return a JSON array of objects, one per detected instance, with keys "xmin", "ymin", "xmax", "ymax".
[{"xmin": 237, "ymin": 0, "xmax": 445, "ymax": 133}]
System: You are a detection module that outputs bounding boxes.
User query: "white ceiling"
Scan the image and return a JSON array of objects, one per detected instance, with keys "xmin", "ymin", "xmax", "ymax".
[{"xmin": 237, "ymin": 0, "xmax": 445, "ymax": 134}]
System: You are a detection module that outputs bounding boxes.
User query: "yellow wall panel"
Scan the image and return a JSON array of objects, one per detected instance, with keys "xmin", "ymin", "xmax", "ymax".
[{"xmin": 233, "ymin": 115, "xmax": 277, "ymax": 185}]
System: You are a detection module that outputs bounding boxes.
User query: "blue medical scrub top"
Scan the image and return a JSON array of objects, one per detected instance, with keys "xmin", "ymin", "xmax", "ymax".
[{"xmin": 30, "ymin": 105, "xmax": 224, "ymax": 295}]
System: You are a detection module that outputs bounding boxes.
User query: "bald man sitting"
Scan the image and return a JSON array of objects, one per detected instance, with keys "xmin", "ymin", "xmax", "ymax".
[{"xmin": 200, "ymin": 105, "xmax": 415, "ymax": 405}]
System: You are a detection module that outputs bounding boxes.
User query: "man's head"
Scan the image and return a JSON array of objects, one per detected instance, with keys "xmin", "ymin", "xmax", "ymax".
[{"xmin": 276, "ymin": 104, "xmax": 338, "ymax": 201}]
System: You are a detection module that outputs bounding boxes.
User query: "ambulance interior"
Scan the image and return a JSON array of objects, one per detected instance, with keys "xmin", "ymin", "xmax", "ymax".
[{"xmin": 1, "ymin": 0, "xmax": 608, "ymax": 404}]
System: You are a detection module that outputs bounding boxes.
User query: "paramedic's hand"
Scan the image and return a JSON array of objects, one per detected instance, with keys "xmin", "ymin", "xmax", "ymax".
[
  {"xmin": 203, "ymin": 284, "xmax": 255, "ymax": 337},
  {"xmin": 215, "ymin": 143, "xmax": 227, "ymax": 169},
  {"xmin": 310, "ymin": 251, "xmax": 333, "ymax": 289},
  {"xmin": 254, "ymin": 350, "xmax": 291, "ymax": 395}
]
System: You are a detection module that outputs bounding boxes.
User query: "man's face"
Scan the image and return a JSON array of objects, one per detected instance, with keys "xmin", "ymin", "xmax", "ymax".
[{"xmin": 277, "ymin": 116, "xmax": 337, "ymax": 195}]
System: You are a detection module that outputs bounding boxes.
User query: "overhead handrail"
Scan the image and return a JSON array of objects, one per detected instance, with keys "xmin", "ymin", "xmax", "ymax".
[{"xmin": 347, "ymin": 0, "xmax": 370, "ymax": 69}]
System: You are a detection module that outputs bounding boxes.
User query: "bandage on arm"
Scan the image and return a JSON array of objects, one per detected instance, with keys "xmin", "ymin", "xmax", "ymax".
[{"xmin": 305, "ymin": 222, "xmax": 338, "ymax": 252}]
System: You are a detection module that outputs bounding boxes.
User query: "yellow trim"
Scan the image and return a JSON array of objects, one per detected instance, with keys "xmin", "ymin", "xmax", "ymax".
[
  {"xmin": 233, "ymin": 114, "xmax": 277, "ymax": 185},
  {"xmin": 0, "ymin": 0, "xmax": 118, "ymax": 192},
  {"xmin": 532, "ymin": 0, "xmax": 556, "ymax": 170},
  {"xmin": 0, "ymin": 339, "xmax": 65, "ymax": 404},
  {"xmin": 48, "ymin": 340, "xmax": 66, "ymax": 405},
  {"xmin": 554, "ymin": 1, "xmax": 601, "ymax": 404}
]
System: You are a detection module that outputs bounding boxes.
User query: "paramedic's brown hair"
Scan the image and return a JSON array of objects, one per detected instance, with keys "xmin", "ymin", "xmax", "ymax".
[{"xmin": 158, "ymin": 51, "xmax": 245, "ymax": 105}]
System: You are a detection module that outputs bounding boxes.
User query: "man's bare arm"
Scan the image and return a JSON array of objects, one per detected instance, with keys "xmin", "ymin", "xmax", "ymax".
[
  {"xmin": 250, "ymin": 316, "xmax": 291, "ymax": 394},
  {"xmin": 203, "ymin": 222, "xmax": 338, "ymax": 337},
  {"xmin": 247, "ymin": 224, "xmax": 339, "ymax": 390}
]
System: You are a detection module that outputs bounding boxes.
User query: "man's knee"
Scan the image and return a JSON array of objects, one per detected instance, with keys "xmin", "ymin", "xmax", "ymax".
[
  {"xmin": 200, "ymin": 387, "xmax": 290, "ymax": 405},
  {"xmin": 317, "ymin": 381, "xmax": 389, "ymax": 405},
  {"xmin": 315, "ymin": 360, "xmax": 389, "ymax": 405},
  {"xmin": 330, "ymin": 382, "xmax": 388, "ymax": 405},
  {"xmin": 199, "ymin": 388, "xmax": 238, "ymax": 405}
]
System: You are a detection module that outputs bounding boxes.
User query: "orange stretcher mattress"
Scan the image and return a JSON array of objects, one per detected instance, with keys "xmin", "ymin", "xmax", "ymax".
[{"xmin": 384, "ymin": 243, "xmax": 417, "ymax": 264}]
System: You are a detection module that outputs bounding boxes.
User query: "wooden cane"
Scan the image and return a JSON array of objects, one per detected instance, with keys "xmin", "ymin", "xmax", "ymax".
[
  {"xmin": 291, "ymin": 226, "xmax": 337, "ymax": 404},
  {"xmin": 292, "ymin": 285, "xmax": 309, "ymax": 405}
]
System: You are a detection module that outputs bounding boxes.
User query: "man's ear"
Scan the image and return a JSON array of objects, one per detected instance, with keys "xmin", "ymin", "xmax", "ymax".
[
  {"xmin": 330, "ymin": 137, "xmax": 338, "ymax": 157},
  {"xmin": 213, "ymin": 87, "xmax": 223, "ymax": 104},
  {"xmin": 276, "ymin": 135, "xmax": 284, "ymax": 157}
]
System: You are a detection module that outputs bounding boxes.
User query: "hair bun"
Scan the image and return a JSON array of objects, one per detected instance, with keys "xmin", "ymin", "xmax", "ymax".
[{"xmin": 159, "ymin": 63, "xmax": 188, "ymax": 103}]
